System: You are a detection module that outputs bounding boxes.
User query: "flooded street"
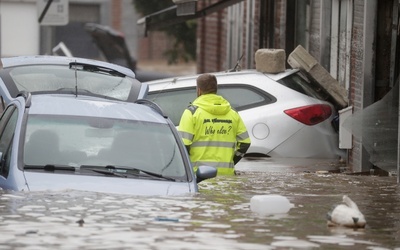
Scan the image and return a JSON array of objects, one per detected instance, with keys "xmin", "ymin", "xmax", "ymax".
[{"xmin": 0, "ymin": 158, "xmax": 399, "ymax": 249}]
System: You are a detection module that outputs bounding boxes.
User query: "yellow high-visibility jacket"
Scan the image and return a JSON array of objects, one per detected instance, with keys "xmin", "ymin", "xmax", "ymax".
[{"xmin": 178, "ymin": 93, "xmax": 251, "ymax": 175}]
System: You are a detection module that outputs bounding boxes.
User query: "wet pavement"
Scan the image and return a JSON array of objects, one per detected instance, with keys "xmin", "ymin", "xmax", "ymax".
[{"xmin": 0, "ymin": 158, "xmax": 399, "ymax": 249}]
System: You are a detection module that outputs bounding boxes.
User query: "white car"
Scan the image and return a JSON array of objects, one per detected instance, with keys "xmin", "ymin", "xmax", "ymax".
[{"xmin": 145, "ymin": 69, "xmax": 345, "ymax": 159}]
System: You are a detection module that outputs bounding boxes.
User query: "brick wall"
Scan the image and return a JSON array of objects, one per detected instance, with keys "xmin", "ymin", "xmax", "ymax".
[
  {"xmin": 246, "ymin": 0, "xmax": 260, "ymax": 68},
  {"xmin": 253, "ymin": 0, "xmax": 260, "ymax": 53},
  {"xmin": 137, "ymin": 32, "xmax": 172, "ymax": 61},
  {"xmin": 111, "ymin": 0, "xmax": 122, "ymax": 30},
  {"xmin": 274, "ymin": 0, "xmax": 285, "ymax": 50},
  {"xmin": 197, "ymin": 0, "xmax": 227, "ymax": 73},
  {"xmin": 196, "ymin": 0, "xmax": 265, "ymax": 73}
]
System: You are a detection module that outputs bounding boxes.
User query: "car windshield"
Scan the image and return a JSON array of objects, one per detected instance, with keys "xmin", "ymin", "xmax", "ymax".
[
  {"xmin": 22, "ymin": 114, "xmax": 187, "ymax": 180},
  {"xmin": 8, "ymin": 65, "xmax": 135, "ymax": 101}
]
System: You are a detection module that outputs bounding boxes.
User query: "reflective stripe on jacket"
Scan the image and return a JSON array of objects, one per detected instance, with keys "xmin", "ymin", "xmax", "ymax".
[{"xmin": 178, "ymin": 94, "xmax": 251, "ymax": 175}]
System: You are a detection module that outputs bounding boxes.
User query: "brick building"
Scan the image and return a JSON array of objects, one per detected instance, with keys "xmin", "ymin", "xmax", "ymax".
[
  {"xmin": 143, "ymin": 0, "xmax": 399, "ymax": 175},
  {"xmin": 19, "ymin": 0, "xmax": 400, "ymax": 175}
]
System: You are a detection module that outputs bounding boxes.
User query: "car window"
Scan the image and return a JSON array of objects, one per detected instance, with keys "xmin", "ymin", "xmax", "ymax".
[
  {"xmin": 0, "ymin": 106, "xmax": 18, "ymax": 178},
  {"xmin": 23, "ymin": 114, "xmax": 187, "ymax": 180},
  {"xmin": 148, "ymin": 84, "xmax": 276, "ymax": 126},
  {"xmin": 277, "ymin": 72, "xmax": 329, "ymax": 100},
  {"xmin": 4, "ymin": 65, "xmax": 139, "ymax": 102},
  {"xmin": 0, "ymin": 96, "xmax": 6, "ymax": 114},
  {"xmin": 148, "ymin": 88, "xmax": 196, "ymax": 127},
  {"xmin": 219, "ymin": 85, "xmax": 275, "ymax": 110}
]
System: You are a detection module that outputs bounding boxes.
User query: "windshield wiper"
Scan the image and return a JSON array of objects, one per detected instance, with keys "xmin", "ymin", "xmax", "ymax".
[
  {"xmin": 69, "ymin": 63, "xmax": 125, "ymax": 77},
  {"xmin": 80, "ymin": 165, "xmax": 176, "ymax": 181},
  {"xmin": 132, "ymin": 167, "xmax": 176, "ymax": 181},
  {"xmin": 23, "ymin": 164, "xmax": 176, "ymax": 181},
  {"xmin": 24, "ymin": 164, "xmax": 76, "ymax": 171},
  {"xmin": 84, "ymin": 167, "xmax": 128, "ymax": 178}
]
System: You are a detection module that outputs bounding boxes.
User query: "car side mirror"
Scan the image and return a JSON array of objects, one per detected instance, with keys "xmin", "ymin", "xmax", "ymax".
[{"xmin": 196, "ymin": 165, "xmax": 217, "ymax": 183}]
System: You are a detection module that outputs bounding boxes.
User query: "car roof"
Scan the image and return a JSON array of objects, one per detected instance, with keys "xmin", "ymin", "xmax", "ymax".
[
  {"xmin": 0, "ymin": 55, "xmax": 148, "ymax": 105},
  {"xmin": 1, "ymin": 55, "xmax": 135, "ymax": 77},
  {"xmin": 27, "ymin": 95, "xmax": 168, "ymax": 124},
  {"xmin": 145, "ymin": 69, "xmax": 300, "ymax": 84}
]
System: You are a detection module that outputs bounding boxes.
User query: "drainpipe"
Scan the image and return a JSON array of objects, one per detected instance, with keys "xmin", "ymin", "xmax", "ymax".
[
  {"xmin": 390, "ymin": 0, "xmax": 399, "ymax": 88},
  {"xmin": 245, "ymin": 0, "xmax": 255, "ymax": 69},
  {"xmin": 267, "ymin": 0, "xmax": 275, "ymax": 48},
  {"xmin": 320, "ymin": 0, "xmax": 331, "ymax": 71},
  {"xmin": 391, "ymin": 0, "xmax": 400, "ymax": 184},
  {"xmin": 360, "ymin": 0, "xmax": 377, "ymax": 173}
]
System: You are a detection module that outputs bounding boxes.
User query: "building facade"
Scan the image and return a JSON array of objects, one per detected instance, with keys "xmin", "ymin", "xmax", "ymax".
[
  {"xmin": 194, "ymin": 0, "xmax": 399, "ymax": 174},
  {"xmin": 1, "ymin": 0, "xmax": 398, "ymax": 175}
]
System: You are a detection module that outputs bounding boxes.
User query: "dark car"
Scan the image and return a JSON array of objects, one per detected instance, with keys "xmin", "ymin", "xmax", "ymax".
[{"xmin": 84, "ymin": 23, "xmax": 173, "ymax": 82}]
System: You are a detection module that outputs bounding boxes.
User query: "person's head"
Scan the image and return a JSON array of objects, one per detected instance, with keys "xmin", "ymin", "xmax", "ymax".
[{"xmin": 196, "ymin": 73, "xmax": 217, "ymax": 96}]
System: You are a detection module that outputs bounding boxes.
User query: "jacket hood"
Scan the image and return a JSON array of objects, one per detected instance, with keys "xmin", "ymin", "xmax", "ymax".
[{"xmin": 192, "ymin": 94, "xmax": 231, "ymax": 115}]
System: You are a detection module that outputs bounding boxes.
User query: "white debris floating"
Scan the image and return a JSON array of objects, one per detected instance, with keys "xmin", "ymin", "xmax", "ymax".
[
  {"xmin": 327, "ymin": 195, "xmax": 366, "ymax": 228},
  {"xmin": 250, "ymin": 195, "xmax": 294, "ymax": 215}
]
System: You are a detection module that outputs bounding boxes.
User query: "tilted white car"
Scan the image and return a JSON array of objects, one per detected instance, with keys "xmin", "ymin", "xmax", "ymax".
[{"xmin": 145, "ymin": 69, "xmax": 346, "ymax": 159}]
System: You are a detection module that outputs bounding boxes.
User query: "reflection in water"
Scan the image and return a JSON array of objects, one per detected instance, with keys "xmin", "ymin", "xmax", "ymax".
[{"xmin": 0, "ymin": 170, "xmax": 399, "ymax": 249}]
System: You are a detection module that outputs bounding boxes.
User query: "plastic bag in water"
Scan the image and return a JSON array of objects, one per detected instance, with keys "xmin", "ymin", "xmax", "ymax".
[{"xmin": 250, "ymin": 195, "xmax": 294, "ymax": 215}]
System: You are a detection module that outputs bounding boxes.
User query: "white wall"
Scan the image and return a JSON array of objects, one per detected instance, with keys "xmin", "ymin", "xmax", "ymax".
[{"xmin": 0, "ymin": 1, "xmax": 39, "ymax": 57}]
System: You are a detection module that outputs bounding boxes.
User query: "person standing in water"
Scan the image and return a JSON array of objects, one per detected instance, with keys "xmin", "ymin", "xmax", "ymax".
[{"xmin": 178, "ymin": 73, "xmax": 251, "ymax": 175}]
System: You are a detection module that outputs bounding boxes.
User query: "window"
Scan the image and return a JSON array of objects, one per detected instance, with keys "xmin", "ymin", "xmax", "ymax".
[
  {"xmin": 148, "ymin": 88, "xmax": 197, "ymax": 126},
  {"xmin": 23, "ymin": 114, "xmax": 187, "ymax": 180},
  {"xmin": 331, "ymin": 0, "xmax": 352, "ymax": 89},
  {"xmin": 0, "ymin": 96, "xmax": 5, "ymax": 114},
  {"xmin": 7, "ymin": 65, "xmax": 137, "ymax": 101},
  {"xmin": 148, "ymin": 84, "xmax": 276, "ymax": 126},
  {"xmin": 278, "ymin": 72, "xmax": 329, "ymax": 101},
  {"xmin": 0, "ymin": 106, "xmax": 18, "ymax": 177},
  {"xmin": 219, "ymin": 85, "xmax": 275, "ymax": 110}
]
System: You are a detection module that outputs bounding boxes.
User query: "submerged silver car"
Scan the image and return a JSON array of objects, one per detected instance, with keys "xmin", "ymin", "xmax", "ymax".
[
  {"xmin": 0, "ymin": 93, "xmax": 216, "ymax": 195},
  {"xmin": 0, "ymin": 56, "xmax": 216, "ymax": 195}
]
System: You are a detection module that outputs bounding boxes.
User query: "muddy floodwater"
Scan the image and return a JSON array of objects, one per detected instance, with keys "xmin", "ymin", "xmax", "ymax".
[{"xmin": 0, "ymin": 158, "xmax": 399, "ymax": 249}]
